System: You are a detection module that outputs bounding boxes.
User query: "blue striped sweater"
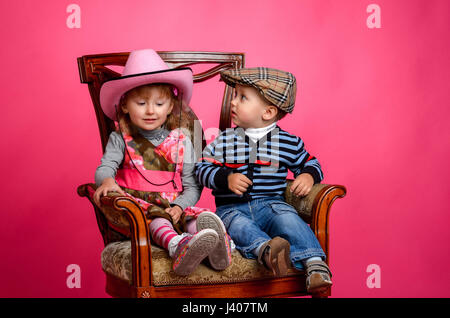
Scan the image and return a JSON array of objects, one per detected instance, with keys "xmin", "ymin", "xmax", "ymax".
[{"xmin": 195, "ymin": 126, "xmax": 323, "ymax": 207}]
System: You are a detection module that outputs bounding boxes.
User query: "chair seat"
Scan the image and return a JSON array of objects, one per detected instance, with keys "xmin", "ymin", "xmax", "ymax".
[{"xmin": 101, "ymin": 241, "xmax": 302, "ymax": 286}]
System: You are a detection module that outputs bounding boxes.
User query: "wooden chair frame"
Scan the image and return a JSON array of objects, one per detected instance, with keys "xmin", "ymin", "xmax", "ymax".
[{"xmin": 76, "ymin": 50, "xmax": 346, "ymax": 298}]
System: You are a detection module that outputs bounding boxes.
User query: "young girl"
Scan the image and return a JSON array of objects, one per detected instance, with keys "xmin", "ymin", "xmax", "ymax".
[{"xmin": 93, "ymin": 49, "xmax": 232, "ymax": 276}]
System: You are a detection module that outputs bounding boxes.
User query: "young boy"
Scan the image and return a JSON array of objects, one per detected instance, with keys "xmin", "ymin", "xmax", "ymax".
[{"xmin": 195, "ymin": 67, "xmax": 332, "ymax": 293}]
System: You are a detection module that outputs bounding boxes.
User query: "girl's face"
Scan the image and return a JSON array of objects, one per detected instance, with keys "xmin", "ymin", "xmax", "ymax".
[{"xmin": 122, "ymin": 85, "xmax": 174, "ymax": 131}]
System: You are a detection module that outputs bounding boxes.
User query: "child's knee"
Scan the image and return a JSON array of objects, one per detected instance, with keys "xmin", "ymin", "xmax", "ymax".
[
  {"xmin": 149, "ymin": 217, "xmax": 173, "ymax": 230},
  {"xmin": 226, "ymin": 214, "xmax": 253, "ymax": 233},
  {"xmin": 270, "ymin": 212, "xmax": 309, "ymax": 239}
]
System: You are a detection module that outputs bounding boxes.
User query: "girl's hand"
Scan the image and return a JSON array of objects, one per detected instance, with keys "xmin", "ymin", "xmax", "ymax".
[
  {"xmin": 228, "ymin": 173, "xmax": 252, "ymax": 196},
  {"xmin": 290, "ymin": 173, "xmax": 314, "ymax": 197},
  {"xmin": 165, "ymin": 205, "xmax": 183, "ymax": 224},
  {"xmin": 93, "ymin": 178, "xmax": 126, "ymax": 207}
]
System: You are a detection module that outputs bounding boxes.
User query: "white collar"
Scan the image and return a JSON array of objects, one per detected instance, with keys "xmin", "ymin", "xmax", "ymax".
[{"xmin": 245, "ymin": 122, "xmax": 277, "ymax": 143}]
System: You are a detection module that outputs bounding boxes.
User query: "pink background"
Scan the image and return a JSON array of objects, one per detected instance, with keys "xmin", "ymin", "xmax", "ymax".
[{"xmin": 1, "ymin": 0, "xmax": 449, "ymax": 298}]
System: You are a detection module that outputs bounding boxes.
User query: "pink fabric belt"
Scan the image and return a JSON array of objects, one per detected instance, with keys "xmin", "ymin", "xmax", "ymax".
[{"xmin": 115, "ymin": 169, "xmax": 183, "ymax": 192}]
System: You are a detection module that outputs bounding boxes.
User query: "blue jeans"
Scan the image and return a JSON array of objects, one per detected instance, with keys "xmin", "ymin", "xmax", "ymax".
[{"xmin": 215, "ymin": 196, "xmax": 326, "ymax": 270}]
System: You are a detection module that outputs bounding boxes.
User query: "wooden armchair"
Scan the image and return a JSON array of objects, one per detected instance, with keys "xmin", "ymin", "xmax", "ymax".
[{"xmin": 76, "ymin": 51, "xmax": 346, "ymax": 298}]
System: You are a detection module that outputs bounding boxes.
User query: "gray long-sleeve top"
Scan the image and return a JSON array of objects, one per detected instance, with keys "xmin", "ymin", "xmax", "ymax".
[{"xmin": 95, "ymin": 128, "xmax": 202, "ymax": 211}]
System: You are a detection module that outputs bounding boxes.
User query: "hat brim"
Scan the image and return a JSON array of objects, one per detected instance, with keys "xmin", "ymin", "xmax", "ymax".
[{"xmin": 100, "ymin": 68, "xmax": 193, "ymax": 120}]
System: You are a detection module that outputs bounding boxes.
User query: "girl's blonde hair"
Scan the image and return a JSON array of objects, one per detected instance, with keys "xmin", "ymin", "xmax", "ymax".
[{"xmin": 116, "ymin": 83, "xmax": 191, "ymax": 135}]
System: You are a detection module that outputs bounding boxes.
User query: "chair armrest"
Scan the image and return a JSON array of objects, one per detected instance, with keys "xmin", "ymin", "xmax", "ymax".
[
  {"xmin": 78, "ymin": 183, "xmax": 132, "ymax": 238},
  {"xmin": 77, "ymin": 183, "xmax": 153, "ymax": 288},
  {"xmin": 284, "ymin": 181, "xmax": 326, "ymax": 223},
  {"xmin": 284, "ymin": 181, "xmax": 346, "ymax": 223}
]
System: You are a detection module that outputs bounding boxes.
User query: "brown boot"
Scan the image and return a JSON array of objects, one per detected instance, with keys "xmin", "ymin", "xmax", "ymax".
[{"xmin": 257, "ymin": 237, "xmax": 292, "ymax": 276}]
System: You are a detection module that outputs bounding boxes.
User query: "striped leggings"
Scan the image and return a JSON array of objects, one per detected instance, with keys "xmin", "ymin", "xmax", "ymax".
[{"xmin": 149, "ymin": 217, "xmax": 197, "ymax": 251}]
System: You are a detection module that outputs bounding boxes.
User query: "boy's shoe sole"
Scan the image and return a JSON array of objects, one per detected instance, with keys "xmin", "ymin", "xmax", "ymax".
[{"xmin": 258, "ymin": 237, "xmax": 292, "ymax": 276}]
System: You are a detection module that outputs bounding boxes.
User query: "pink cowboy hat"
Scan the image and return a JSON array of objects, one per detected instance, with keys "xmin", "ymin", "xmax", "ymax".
[{"xmin": 100, "ymin": 49, "xmax": 193, "ymax": 120}]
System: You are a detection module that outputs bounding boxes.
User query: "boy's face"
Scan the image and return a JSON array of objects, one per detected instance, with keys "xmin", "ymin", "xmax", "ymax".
[
  {"xmin": 122, "ymin": 86, "xmax": 174, "ymax": 131},
  {"xmin": 230, "ymin": 84, "xmax": 275, "ymax": 129}
]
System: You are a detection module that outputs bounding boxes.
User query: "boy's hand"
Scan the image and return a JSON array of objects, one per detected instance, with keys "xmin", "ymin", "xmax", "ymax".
[
  {"xmin": 228, "ymin": 173, "xmax": 252, "ymax": 196},
  {"xmin": 165, "ymin": 205, "xmax": 183, "ymax": 224},
  {"xmin": 290, "ymin": 173, "xmax": 314, "ymax": 197},
  {"xmin": 93, "ymin": 178, "xmax": 126, "ymax": 207}
]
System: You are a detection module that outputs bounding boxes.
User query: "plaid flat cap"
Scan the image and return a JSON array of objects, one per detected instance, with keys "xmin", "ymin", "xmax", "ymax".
[{"xmin": 220, "ymin": 67, "xmax": 297, "ymax": 113}]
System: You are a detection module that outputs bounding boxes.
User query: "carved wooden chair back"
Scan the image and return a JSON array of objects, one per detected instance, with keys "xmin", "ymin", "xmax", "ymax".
[{"xmin": 77, "ymin": 51, "xmax": 244, "ymax": 153}]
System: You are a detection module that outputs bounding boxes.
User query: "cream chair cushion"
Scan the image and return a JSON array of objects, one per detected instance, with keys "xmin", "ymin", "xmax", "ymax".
[{"xmin": 101, "ymin": 241, "xmax": 301, "ymax": 286}]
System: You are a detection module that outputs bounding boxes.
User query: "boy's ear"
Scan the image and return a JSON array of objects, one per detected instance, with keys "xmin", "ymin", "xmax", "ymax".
[{"xmin": 262, "ymin": 105, "xmax": 278, "ymax": 121}]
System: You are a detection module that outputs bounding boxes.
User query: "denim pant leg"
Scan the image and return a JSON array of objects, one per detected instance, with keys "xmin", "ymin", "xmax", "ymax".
[
  {"xmin": 255, "ymin": 198, "xmax": 326, "ymax": 270},
  {"xmin": 215, "ymin": 202, "xmax": 271, "ymax": 259}
]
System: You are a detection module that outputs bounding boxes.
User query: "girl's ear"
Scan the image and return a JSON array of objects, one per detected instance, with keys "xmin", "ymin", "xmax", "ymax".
[
  {"xmin": 118, "ymin": 94, "xmax": 128, "ymax": 114},
  {"xmin": 167, "ymin": 101, "xmax": 174, "ymax": 115}
]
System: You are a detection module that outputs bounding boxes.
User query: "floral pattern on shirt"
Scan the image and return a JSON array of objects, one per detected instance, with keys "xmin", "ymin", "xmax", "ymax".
[{"xmin": 120, "ymin": 129, "xmax": 210, "ymax": 218}]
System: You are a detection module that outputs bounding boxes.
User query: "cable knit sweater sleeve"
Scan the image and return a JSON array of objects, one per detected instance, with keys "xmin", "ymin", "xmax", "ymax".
[{"xmin": 94, "ymin": 132, "xmax": 125, "ymax": 187}]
